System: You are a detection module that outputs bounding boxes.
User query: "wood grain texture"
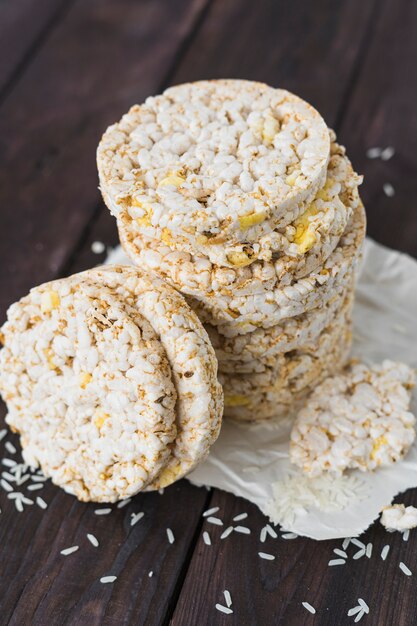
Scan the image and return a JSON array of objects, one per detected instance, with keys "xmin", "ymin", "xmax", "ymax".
[
  {"xmin": 171, "ymin": 490, "xmax": 417, "ymax": 626},
  {"xmin": 0, "ymin": 433, "xmax": 209, "ymax": 626},
  {"xmin": 336, "ymin": 0, "xmax": 417, "ymax": 258},
  {"xmin": 1, "ymin": 0, "xmax": 417, "ymax": 624},
  {"xmin": 0, "ymin": 0, "xmax": 210, "ymax": 320},
  {"xmin": 0, "ymin": 0, "xmax": 71, "ymax": 95},
  {"xmin": 171, "ymin": 0, "xmax": 379, "ymax": 126}
]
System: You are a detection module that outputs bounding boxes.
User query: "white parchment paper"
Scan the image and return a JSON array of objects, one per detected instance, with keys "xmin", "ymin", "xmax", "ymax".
[{"xmin": 106, "ymin": 239, "xmax": 417, "ymax": 540}]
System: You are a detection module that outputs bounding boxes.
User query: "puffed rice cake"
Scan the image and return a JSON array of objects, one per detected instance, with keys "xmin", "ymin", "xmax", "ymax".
[
  {"xmin": 290, "ymin": 360, "xmax": 416, "ymax": 476},
  {"xmin": 185, "ymin": 200, "xmax": 365, "ymax": 331},
  {"xmin": 0, "ymin": 276, "xmax": 178, "ymax": 502},
  {"xmin": 118, "ymin": 138, "xmax": 362, "ymax": 297},
  {"xmin": 207, "ymin": 285, "xmax": 354, "ymax": 374},
  {"xmin": 98, "ymin": 79, "xmax": 330, "ymax": 267},
  {"xmin": 221, "ymin": 318, "xmax": 353, "ymax": 421},
  {"xmin": 0, "ymin": 268, "xmax": 223, "ymax": 500},
  {"xmin": 83, "ymin": 265, "xmax": 223, "ymax": 490}
]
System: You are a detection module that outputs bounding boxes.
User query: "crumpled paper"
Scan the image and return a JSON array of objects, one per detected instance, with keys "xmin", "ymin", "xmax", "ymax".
[{"xmin": 106, "ymin": 239, "xmax": 417, "ymax": 540}]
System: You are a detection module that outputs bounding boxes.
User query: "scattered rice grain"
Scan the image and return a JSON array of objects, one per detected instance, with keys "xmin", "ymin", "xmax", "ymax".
[
  {"xmin": 206, "ymin": 516, "xmax": 223, "ymax": 526},
  {"xmin": 302, "ymin": 602, "xmax": 316, "ymax": 614},
  {"xmin": 166, "ymin": 528, "xmax": 175, "ymax": 544},
  {"xmin": 381, "ymin": 545, "xmax": 390, "ymax": 560},
  {"xmin": 399, "ymin": 562, "xmax": 412, "ymax": 576},
  {"xmin": 258, "ymin": 552, "xmax": 275, "ymax": 560},
  {"xmin": 203, "ymin": 531, "xmax": 211, "ymax": 546},
  {"xmin": 203, "ymin": 507, "xmax": 219, "ymax": 517},
  {"xmin": 220, "ymin": 526, "xmax": 234, "ymax": 540},
  {"xmin": 87, "ymin": 534, "xmax": 99, "ymax": 547},
  {"xmin": 100, "ymin": 576, "xmax": 117, "ymax": 583},
  {"xmin": 61, "ymin": 546, "xmax": 79, "ymax": 556},
  {"xmin": 383, "ymin": 182, "xmax": 395, "ymax": 197}
]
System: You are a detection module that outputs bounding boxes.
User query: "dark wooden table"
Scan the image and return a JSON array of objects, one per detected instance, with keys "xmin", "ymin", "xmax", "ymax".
[{"xmin": 1, "ymin": 1, "xmax": 417, "ymax": 624}]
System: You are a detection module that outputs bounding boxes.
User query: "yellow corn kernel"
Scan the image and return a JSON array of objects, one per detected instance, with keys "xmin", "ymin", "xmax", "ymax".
[
  {"xmin": 285, "ymin": 173, "xmax": 298, "ymax": 187},
  {"xmin": 316, "ymin": 177, "xmax": 334, "ymax": 201},
  {"xmin": 94, "ymin": 410, "xmax": 110, "ymax": 429},
  {"xmin": 262, "ymin": 114, "xmax": 280, "ymax": 144},
  {"xmin": 154, "ymin": 462, "xmax": 182, "ymax": 488},
  {"xmin": 161, "ymin": 228, "xmax": 173, "ymax": 245},
  {"xmin": 370, "ymin": 435, "xmax": 388, "ymax": 461},
  {"xmin": 80, "ymin": 372, "xmax": 92, "ymax": 389},
  {"xmin": 294, "ymin": 228, "xmax": 317, "ymax": 254},
  {"xmin": 43, "ymin": 348, "xmax": 57, "ymax": 370},
  {"xmin": 224, "ymin": 394, "xmax": 251, "ymax": 407},
  {"xmin": 41, "ymin": 290, "xmax": 60, "ymax": 313},
  {"xmin": 238, "ymin": 211, "xmax": 266, "ymax": 231},
  {"xmin": 226, "ymin": 251, "xmax": 254, "ymax": 267},
  {"xmin": 133, "ymin": 203, "xmax": 153, "ymax": 227},
  {"xmin": 158, "ymin": 174, "xmax": 185, "ymax": 188}
]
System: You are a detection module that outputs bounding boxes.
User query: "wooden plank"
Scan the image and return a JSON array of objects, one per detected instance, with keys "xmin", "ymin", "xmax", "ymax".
[
  {"xmin": 0, "ymin": 432, "xmax": 209, "ymax": 625},
  {"xmin": 0, "ymin": 0, "xmax": 209, "ymax": 320},
  {"xmin": 171, "ymin": 0, "xmax": 379, "ymax": 125},
  {"xmin": 155, "ymin": 0, "xmax": 417, "ymax": 622},
  {"xmin": 171, "ymin": 489, "xmax": 417, "ymax": 625},
  {"xmin": 0, "ymin": 0, "xmax": 71, "ymax": 95},
  {"xmin": 0, "ymin": 1, "xmax": 216, "ymax": 624},
  {"xmin": 336, "ymin": 0, "xmax": 417, "ymax": 258}
]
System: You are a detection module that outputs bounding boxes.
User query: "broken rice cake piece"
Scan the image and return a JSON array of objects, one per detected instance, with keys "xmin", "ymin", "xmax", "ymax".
[{"xmin": 290, "ymin": 360, "xmax": 416, "ymax": 476}]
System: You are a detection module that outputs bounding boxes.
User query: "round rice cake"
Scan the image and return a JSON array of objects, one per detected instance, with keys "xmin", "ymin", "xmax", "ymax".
[
  {"xmin": 290, "ymin": 360, "xmax": 416, "ymax": 476},
  {"xmin": 221, "ymin": 323, "xmax": 352, "ymax": 421},
  {"xmin": 0, "ymin": 277, "xmax": 177, "ymax": 502},
  {"xmin": 87, "ymin": 265, "xmax": 223, "ymax": 490},
  {"xmin": 98, "ymin": 79, "xmax": 330, "ymax": 266},
  {"xmin": 207, "ymin": 284, "xmax": 354, "ymax": 373},
  {"xmin": 119, "ymin": 139, "xmax": 361, "ymax": 296},
  {"xmin": 187, "ymin": 200, "xmax": 365, "ymax": 332}
]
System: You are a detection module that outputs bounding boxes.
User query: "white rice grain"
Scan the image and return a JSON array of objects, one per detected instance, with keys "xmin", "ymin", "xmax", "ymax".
[
  {"xmin": 224, "ymin": 590, "xmax": 232, "ymax": 608},
  {"xmin": 258, "ymin": 552, "xmax": 275, "ymax": 560},
  {"xmin": 61, "ymin": 546, "xmax": 79, "ymax": 556},
  {"xmin": 233, "ymin": 513, "xmax": 248, "ymax": 522},
  {"xmin": 383, "ymin": 183, "xmax": 395, "ymax": 197},
  {"xmin": 166, "ymin": 528, "xmax": 175, "ymax": 544},
  {"xmin": 91, "ymin": 241, "xmax": 106, "ymax": 254},
  {"xmin": 117, "ymin": 498, "xmax": 131, "ymax": 509},
  {"xmin": 328, "ymin": 559, "xmax": 346, "ymax": 566},
  {"xmin": 381, "ymin": 146, "xmax": 395, "ymax": 161},
  {"xmin": 100, "ymin": 576, "xmax": 117, "ymax": 583},
  {"xmin": 87, "ymin": 534, "xmax": 99, "ymax": 547},
  {"xmin": 302, "ymin": 602, "xmax": 316, "ymax": 614},
  {"xmin": 366, "ymin": 147, "xmax": 382, "ymax": 159},
  {"xmin": 399, "ymin": 562, "xmax": 412, "ymax": 576},
  {"xmin": 203, "ymin": 531, "xmax": 211, "ymax": 546},
  {"xmin": 215, "ymin": 604, "xmax": 233, "ymax": 615},
  {"xmin": 131, "ymin": 512, "xmax": 144, "ymax": 526},
  {"xmin": 36, "ymin": 497, "xmax": 47, "ymax": 509},
  {"xmin": 220, "ymin": 526, "xmax": 234, "ymax": 540},
  {"xmin": 234, "ymin": 526, "xmax": 250, "ymax": 535},
  {"xmin": 381, "ymin": 545, "xmax": 390, "ymax": 560},
  {"xmin": 94, "ymin": 508, "xmax": 112, "ymax": 515},
  {"xmin": 203, "ymin": 507, "xmax": 219, "ymax": 517},
  {"xmin": 207, "ymin": 516, "xmax": 223, "ymax": 526},
  {"xmin": 4, "ymin": 442, "xmax": 16, "ymax": 454}
]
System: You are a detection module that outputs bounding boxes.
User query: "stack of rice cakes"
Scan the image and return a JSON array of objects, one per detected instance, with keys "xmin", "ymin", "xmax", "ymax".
[{"xmin": 98, "ymin": 80, "xmax": 366, "ymax": 421}]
